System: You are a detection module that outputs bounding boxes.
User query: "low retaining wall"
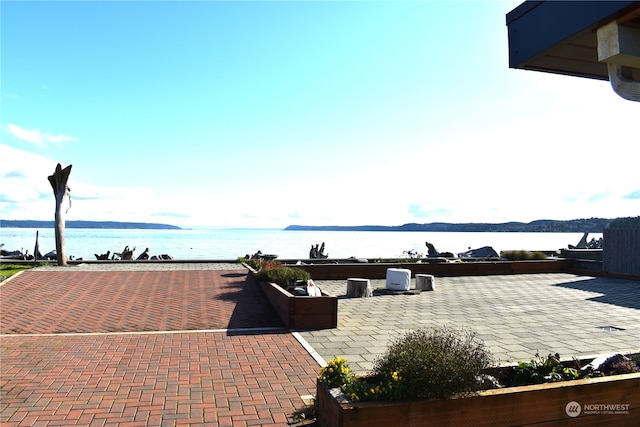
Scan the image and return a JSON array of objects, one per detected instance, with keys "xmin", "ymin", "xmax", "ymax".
[
  {"xmin": 560, "ymin": 249, "xmax": 603, "ymax": 262},
  {"xmin": 286, "ymin": 260, "xmax": 575, "ymax": 280}
]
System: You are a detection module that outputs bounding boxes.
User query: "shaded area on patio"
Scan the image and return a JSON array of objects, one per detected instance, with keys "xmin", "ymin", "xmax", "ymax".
[
  {"xmin": 552, "ymin": 276, "xmax": 640, "ymax": 310},
  {"xmin": 0, "ymin": 269, "xmax": 284, "ymax": 334}
]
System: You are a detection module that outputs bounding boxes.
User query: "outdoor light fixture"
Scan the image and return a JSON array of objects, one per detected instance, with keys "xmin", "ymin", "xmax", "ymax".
[{"xmin": 597, "ymin": 20, "xmax": 640, "ymax": 102}]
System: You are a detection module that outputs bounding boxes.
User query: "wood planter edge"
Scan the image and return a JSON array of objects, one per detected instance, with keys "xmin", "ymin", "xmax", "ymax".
[
  {"xmin": 316, "ymin": 373, "xmax": 640, "ymax": 427},
  {"xmin": 256, "ymin": 279, "xmax": 338, "ymax": 330}
]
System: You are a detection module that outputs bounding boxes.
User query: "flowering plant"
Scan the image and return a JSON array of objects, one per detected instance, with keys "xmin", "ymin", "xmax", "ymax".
[
  {"xmin": 343, "ymin": 369, "xmax": 405, "ymax": 402},
  {"xmin": 318, "ymin": 357, "xmax": 353, "ymax": 389},
  {"xmin": 318, "ymin": 357, "xmax": 404, "ymax": 402}
]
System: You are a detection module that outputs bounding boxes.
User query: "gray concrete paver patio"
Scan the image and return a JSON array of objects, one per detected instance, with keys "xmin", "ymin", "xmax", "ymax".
[{"xmin": 299, "ymin": 273, "xmax": 640, "ymax": 373}]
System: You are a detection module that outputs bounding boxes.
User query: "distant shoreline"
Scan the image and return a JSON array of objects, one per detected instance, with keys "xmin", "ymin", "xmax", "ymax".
[
  {"xmin": 1, "ymin": 218, "xmax": 613, "ymax": 233},
  {"xmin": 285, "ymin": 218, "xmax": 611, "ymax": 233},
  {"xmin": 1, "ymin": 220, "xmax": 181, "ymax": 230}
]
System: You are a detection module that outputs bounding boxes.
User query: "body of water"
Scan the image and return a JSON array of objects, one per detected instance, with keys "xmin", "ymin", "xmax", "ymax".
[{"xmin": 0, "ymin": 227, "xmax": 601, "ymax": 261}]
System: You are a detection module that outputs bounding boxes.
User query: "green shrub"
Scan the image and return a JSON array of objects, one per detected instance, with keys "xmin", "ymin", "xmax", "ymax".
[
  {"xmin": 529, "ymin": 251, "xmax": 547, "ymax": 260},
  {"xmin": 500, "ymin": 250, "xmax": 547, "ymax": 261},
  {"xmin": 371, "ymin": 327, "xmax": 493, "ymax": 400},
  {"xmin": 513, "ymin": 353, "xmax": 580, "ymax": 385},
  {"xmin": 237, "ymin": 256, "xmax": 260, "ymax": 271},
  {"xmin": 255, "ymin": 266, "xmax": 311, "ymax": 289}
]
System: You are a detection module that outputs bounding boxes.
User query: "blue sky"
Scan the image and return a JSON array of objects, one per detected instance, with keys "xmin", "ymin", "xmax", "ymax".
[{"xmin": 1, "ymin": 0, "xmax": 639, "ymax": 228}]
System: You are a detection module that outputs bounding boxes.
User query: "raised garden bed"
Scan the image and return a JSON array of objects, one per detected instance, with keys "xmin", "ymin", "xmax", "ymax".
[
  {"xmin": 316, "ymin": 370, "xmax": 640, "ymax": 427},
  {"xmin": 256, "ymin": 279, "xmax": 338, "ymax": 330}
]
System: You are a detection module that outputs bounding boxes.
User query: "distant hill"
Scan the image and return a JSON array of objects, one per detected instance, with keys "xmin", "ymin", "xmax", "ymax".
[
  {"xmin": 285, "ymin": 218, "xmax": 612, "ymax": 233},
  {"xmin": 1, "ymin": 220, "xmax": 181, "ymax": 230}
]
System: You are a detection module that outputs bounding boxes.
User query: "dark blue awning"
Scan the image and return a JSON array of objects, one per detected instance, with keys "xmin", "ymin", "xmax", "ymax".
[{"xmin": 506, "ymin": 1, "xmax": 640, "ymax": 80}]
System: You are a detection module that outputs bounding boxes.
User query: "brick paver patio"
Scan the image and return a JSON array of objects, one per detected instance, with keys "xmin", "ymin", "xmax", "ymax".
[
  {"xmin": 0, "ymin": 269, "xmax": 281, "ymax": 334},
  {"xmin": 1, "ymin": 265, "xmax": 319, "ymax": 426}
]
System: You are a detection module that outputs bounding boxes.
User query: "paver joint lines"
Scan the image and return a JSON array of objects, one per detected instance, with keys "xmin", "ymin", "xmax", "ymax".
[
  {"xmin": 1, "ymin": 265, "xmax": 317, "ymax": 426},
  {"xmin": 299, "ymin": 273, "xmax": 640, "ymax": 374},
  {"xmin": 0, "ymin": 269, "xmax": 281, "ymax": 334},
  {"xmin": 1, "ymin": 332, "xmax": 318, "ymax": 426}
]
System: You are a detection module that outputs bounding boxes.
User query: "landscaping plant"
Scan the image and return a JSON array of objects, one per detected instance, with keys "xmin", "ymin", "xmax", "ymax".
[
  {"xmin": 318, "ymin": 357, "xmax": 404, "ymax": 402},
  {"xmin": 372, "ymin": 327, "xmax": 493, "ymax": 400},
  {"xmin": 319, "ymin": 327, "xmax": 493, "ymax": 402},
  {"xmin": 512, "ymin": 353, "xmax": 580, "ymax": 385},
  {"xmin": 319, "ymin": 334, "xmax": 639, "ymax": 404},
  {"xmin": 254, "ymin": 264, "xmax": 311, "ymax": 290},
  {"xmin": 318, "ymin": 357, "xmax": 353, "ymax": 389},
  {"xmin": 500, "ymin": 250, "xmax": 547, "ymax": 261},
  {"xmin": 512, "ymin": 352, "xmax": 639, "ymax": 386},
  {"xmin": 238, "ymin": 256, "xmax": 261, "ymax": 271}
]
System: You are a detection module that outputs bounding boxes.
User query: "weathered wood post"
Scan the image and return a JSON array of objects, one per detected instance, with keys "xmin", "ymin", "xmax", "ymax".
[
  {"xmin": 33, "ymin": 230, "xmax": 40, "ymax": 264},
  {"xmin": 346, "ymin": 278, "xmax": 373, "ymax": 297},
  {"xmin": 48, "ymin": 163, "xmax": 72, "ymax": 266}
]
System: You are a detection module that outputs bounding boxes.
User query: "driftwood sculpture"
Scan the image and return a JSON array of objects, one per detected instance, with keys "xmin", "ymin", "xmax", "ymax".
[
  {"xmin": 114, "ymin": 245, "xmax": 135, "ymax": 260},
  {"xmin": 34, "ymin": 230, "xmax": 41, "ymax": 262},
  {"xmin": 47, "ymin": 163, "xmax": 72, "ymax": 266},
  {"xmin": 309, "ymin": 243, "xmax": 328, "ymax": 259},
  {"xmin": 95, "ymin": 251, "xmax": 111, "ymax": 260},
  {"xmin": 137, "ymin": 247, "xmax": 150, "ymax": 260}
]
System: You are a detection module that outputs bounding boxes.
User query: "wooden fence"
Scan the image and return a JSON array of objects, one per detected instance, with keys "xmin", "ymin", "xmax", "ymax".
[{"xmin": 603, "ymin": 228, "xmax": 640, "ymax": 276}]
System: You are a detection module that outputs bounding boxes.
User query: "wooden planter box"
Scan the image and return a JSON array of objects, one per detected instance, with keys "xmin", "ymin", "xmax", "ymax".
[
  {"xmin": 316, "ymin": 373, "xmax": 640, "ymax": 427},
  {"xmin": 257, "ymin": 280, "xmax": 337, "ymax": 330}
]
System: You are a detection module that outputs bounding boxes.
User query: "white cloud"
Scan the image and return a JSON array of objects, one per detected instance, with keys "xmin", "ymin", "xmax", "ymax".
[
  {"xmin": 0, "ymin": 145, "xmax": 57, "ymax": 201},
  {"xmin": 7, "ymin": 123, "xmax": 43, "ymax": 145},
  {"xmin": 0, "ymin": 145, "xmax": 176, "ymax": 224},
  {"xmin": 44, "ymin": 133, "xmax": 78, "ymax": 143},
  {"xmin": 5, "ymin": 122, "xmax": 78, "ymax": 146}
]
